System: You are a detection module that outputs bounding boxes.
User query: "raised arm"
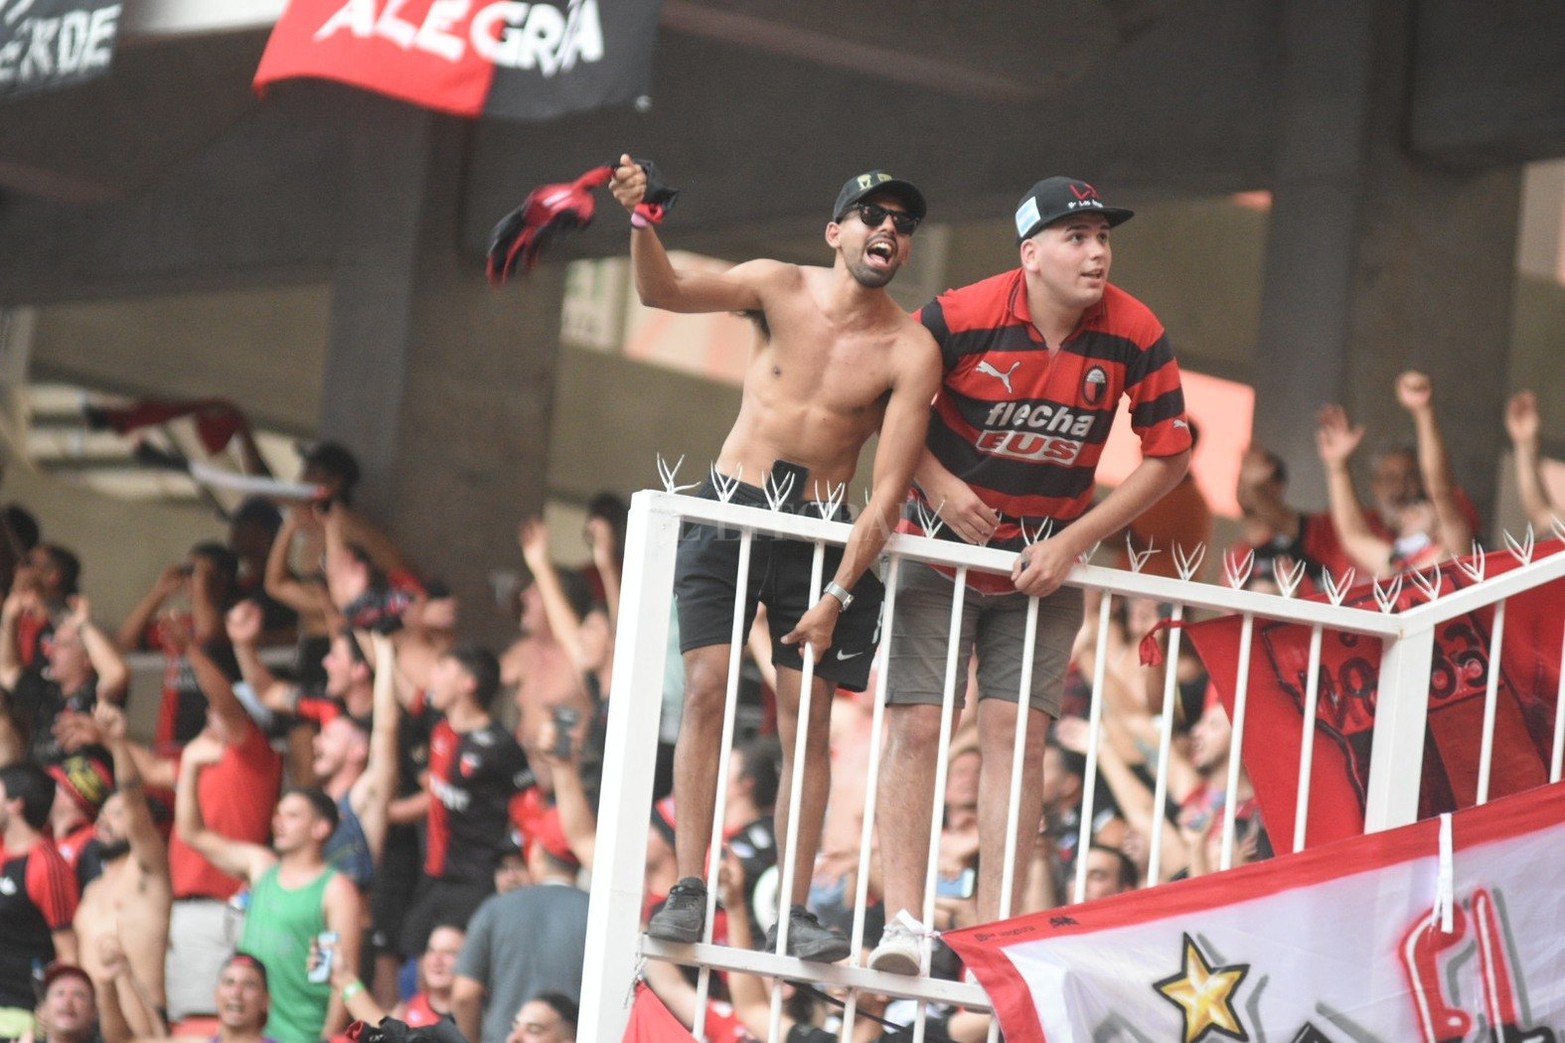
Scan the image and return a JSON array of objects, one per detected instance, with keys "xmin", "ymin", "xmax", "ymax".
[
  {"xmin": 115, "ymin": 564, "xmax": 185, "ymax": 652},
  {"xmin": 609, "ymin": 154, "xmax": 769, "ymax": 314},
  {"xmin": 95, "ymin": 702, "xmax": 166, "ymax": 875},
  {"xmin": 517, "ymin": 519, "xmax": 589, "ymax": 673},
  {"xmin": 534, "ymin": 716, "xmax": 596, "ymax": 870},
  {"xmin": 585, "ymin": 516, "xmax": 621, "ymax": 626},
  {"xmin": 1396, "ymin": 371, "xmax": 1472, "ymax": 556},
  {"xmin": 782, "ymin": 330, "xmax": 942, "ymax": 654},
  {"xmin": 1236, "ymin": 444, "xmax": 1302, "ymax": 538},
  {"xmin": 174, "ymin": 735, "xmax": 273, "ymax": 881},
  {"xmin": 1315, "ymin": 404, "xmax": 1393, "ymax": 577},
  {"xmin": 68, "ymin": 595, "xmax": 130, "ymax": 705},
  {"xmin": 227, "ymin": 600, "xmax": 297, "ymax": 716},
  {"xmin": 1505, "ymin": 390, "xmax": 1558, "ymax": 534},
  {"xmin": 0, "ymin": 586, "xmax": 34, "ymax": 690},
  {"xmin": 265, "ymin": 509, "xmax": 333, "ymax": 620},
  {"xmin": 351, "ymin": 633, "xmax": 401, "ymax": 864},
  {"xmin": 318, "ymin": 874, "xmax": 364, "ymax": 1036},
  {"xmin": 182, "ymin": 634, "xmax": 250, "ymax": 744}
]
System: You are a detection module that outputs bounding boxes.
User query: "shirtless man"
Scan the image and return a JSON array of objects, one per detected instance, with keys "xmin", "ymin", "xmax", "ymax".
[
  {"xmin": 74, "ymin": 704, "xmax": 170, "ymax": 1039},
  {"xmin": 610, "ymin": 157, "xmax": 942, "ymax": 960}
]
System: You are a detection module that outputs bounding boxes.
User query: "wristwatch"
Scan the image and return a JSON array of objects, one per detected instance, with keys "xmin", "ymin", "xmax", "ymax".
[{"xmin": 823, "ymin": 581, "xmax": 854, "ymax": 611}]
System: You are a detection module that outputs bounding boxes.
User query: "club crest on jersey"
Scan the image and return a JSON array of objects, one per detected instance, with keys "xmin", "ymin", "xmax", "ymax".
[{"xmin": 1082, "ymin": 366, "xmax": 1108, "ymax": 406}]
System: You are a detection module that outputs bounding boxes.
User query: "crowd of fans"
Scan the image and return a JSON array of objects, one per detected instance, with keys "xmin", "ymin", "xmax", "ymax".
[{"xmin": 0, "ymin": 370, "xmax": 1557, "ymax": 1043}]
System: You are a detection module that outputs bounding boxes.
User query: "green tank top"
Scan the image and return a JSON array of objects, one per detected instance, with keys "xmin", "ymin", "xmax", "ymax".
[{"xmin": 238, "ymin": 863, "xmax": 335, "ymax": 1043}]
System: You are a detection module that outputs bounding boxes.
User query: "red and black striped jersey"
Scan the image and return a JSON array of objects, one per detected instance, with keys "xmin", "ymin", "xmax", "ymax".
[
  {"xmin": 425, "ymin": 718, "xmax": 530, "ymax": 884},
  {"xmin": 904, "ymin": 268, "xmax": 1191, "ymax": 591}
]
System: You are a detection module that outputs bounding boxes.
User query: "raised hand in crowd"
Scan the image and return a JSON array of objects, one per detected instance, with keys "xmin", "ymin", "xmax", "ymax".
[{"xmin": 1505, "ymin": 389, "xmax": 1560, "ymax": 534}]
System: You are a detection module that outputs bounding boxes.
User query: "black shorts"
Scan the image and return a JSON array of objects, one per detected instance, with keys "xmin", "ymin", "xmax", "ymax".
[{"xmin": 674, "ymin": 474, "xmax": 885, "ymax": 692}]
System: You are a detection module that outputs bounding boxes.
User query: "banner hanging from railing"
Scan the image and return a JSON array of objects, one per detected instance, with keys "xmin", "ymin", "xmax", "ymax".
[
  {"xmin": 0, "ymin": 0, "xmax": 122, "ymax": 100},
  {"xmin": 253, "ymin": 0, "xmax": 661, "ymax": 120},
  {"xmin": 947, "ymin": 780, "xmax": 1565, "ymax": 1043},
  {"xmin": 1186, "ymin": 540, "xmax": 1565, "ymax": 846}
]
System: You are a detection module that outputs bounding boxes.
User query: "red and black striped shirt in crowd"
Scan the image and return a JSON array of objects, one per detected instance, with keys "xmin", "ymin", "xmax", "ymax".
[
  {"xmin": 902, "ymin": 268, "xmax": 1191, "ymax": 593},
  {"xmin": 424, "ymin": 718, "xmax": 530, "ymax": 884},
  {"xmin": 0, "ymin": 838, "xmax": 79, "ymax": 1008}
]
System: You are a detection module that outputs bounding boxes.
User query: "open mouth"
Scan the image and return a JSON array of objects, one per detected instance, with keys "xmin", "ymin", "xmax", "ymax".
[{"xmin": 866, "ymin": 238, "xmax": 896, "ymax": 265}]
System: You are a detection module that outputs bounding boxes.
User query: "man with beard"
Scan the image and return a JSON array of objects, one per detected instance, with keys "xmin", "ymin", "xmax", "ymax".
[
  {"xmin": 609, "ymin": 158, "xmax": 941, "ymax": 960},
  {"xmin": 73, "ymin": 703, "xmax": 169, "ymax": 1039}
]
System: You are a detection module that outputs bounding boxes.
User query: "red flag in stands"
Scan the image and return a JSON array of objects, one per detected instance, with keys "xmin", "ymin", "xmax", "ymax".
[
  {"xmin": 1184, "ymin": 541, "xmax": 1564, "ymax": 846},
  {"xmin": 946, "ymin": 782, "xmax": 1565, "ymax": 1042},
  {"xmin": 254, "ymin": 0, "xmax": 661, "ymax": 120}
]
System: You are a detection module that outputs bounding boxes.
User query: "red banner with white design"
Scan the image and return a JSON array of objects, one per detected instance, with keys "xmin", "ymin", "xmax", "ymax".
[
  {"xmin": 946, "ymin": 781, "xmax": 1565, "ymax": 1042},
  {"xmin": 1184, "ymin": 540, "xmax": 1564, "ymax": 847},
  {"xmin": 254, "ymin": 0, "xmax": 661, "ymax": 120}
]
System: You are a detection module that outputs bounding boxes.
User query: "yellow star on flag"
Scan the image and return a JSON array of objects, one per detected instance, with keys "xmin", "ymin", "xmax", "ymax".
[{"xmin": 1152, "ymin": 933, "xmax": 1251, "ymax": 1042}]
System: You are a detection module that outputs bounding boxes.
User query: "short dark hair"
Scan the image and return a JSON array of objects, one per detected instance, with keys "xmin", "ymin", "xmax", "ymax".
[
  {"xmin": 3, "ymin": 505, "xmax": 40, "ymax": 553},
  {"xmin": 446, "ymin": 645, "xmax": 501, "ymax": 710},
  {"xmin": 190, "ymin": 542, "xmax": 240, "ymax": 586},
  {"xmin": 282, "ymin": 786, "xmax": 340, "ymax": 835},
  {"xmin": 1089, "ymin": 841, "xmax": 1139, "ymax": 890},
  {"xmin": 232, "ymin": 496, "xmax": 283, "ymax": 534},
  {"xmin": 734, "ymin": 737, "xmax": 781, "ymax": 811},
  {"xmin": 39, "ymin": 544, "xmax": 81, "ymax": 597},
  {"xmin": 0, "ymin": 763, "xmax": 56, "ymax": 830},
  {"xmin": 1047, "ymin": 732, "xmax": 1086, "ymax": 781},
  {"xmin": 301, "ymin": 442, "xmax": 361, "ymax": 497},
  {"xmin": 529, "ymin": 991, "xmax": 578, "ymax": 1029}
]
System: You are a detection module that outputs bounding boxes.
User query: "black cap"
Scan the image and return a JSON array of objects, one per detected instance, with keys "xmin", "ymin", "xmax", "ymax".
[
  {"xmin": 833, "ymin": 170, "xmax": 927, "ymax": 223},
  {"xmin": 1014, "ymin": 176, "xmax": 1133, "ymax": 242}
]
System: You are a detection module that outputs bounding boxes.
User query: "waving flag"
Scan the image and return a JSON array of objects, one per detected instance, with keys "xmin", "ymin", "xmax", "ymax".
[
  {"xmin": 946, "ymin": 781, "xmax": 1565, "ymax": 1042},
  {"xmin": 1184, "ymin": 540, "xmax": 1564, "ymax": 847},
  {"xmin": 254, "ymin": 0, "xmax": 661, "ymax": 121}
]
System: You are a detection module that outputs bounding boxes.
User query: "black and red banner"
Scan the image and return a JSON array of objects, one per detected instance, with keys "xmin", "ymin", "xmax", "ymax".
[
  {"xmin": 0, "ymin": 0, "xmax": 122, "ymax": 100},
  {"xmin": 254, "ymin": 0, "xmax": 661, "ymax": 121},
  {"xmin": 1185, "ymin": 540, "xmax": 1564, "ymax": 847}
]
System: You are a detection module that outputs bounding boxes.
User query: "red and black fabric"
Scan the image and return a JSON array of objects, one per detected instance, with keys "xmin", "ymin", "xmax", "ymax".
[
  {"xmin": 0, "ymin": 839, "xmax": 80, "ymax": 1008},
  {"xmin": 486, "ymin": 157, "xmax": 679, "ymax": 283},
  {"xmin": 254, "ymin": 0, "xmax": 661, "ymax": 121},
  {"xmin": 85, "ymin": 398, "xmax": 249, "ymax": 456},
  {"xmin": 424, "ymin": 719, "xmax": 530, "ymax": 883},
  {"xmin": 1185, "ymin": 539, "xmax": 1565, "ymax": 848}
]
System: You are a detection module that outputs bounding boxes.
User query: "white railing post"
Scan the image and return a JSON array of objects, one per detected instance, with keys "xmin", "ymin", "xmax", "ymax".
[
  {"xmin": 1361, "ymin": 625, "xmax": 1437, "ymax": 832},
  {"xmin": 579, "ymin": 492, "xmax": 682, "ymax": 1041}
]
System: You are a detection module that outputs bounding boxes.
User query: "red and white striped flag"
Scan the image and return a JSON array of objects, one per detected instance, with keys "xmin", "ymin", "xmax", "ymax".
[{"xmin": 946, "ymin": 781, "xmax": 1565, "ymax": 1042}]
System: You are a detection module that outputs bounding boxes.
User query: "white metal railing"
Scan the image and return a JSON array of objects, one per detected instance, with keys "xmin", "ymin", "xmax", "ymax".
[{"xmin": 579, "ymin": 489, "xmax": 1565, "ymax": 1041}]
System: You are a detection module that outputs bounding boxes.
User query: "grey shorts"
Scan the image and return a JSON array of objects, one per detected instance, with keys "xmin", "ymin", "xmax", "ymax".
[{"xmin": 886, "ymin": 562, "xmax": 1084, "ymax": 716}]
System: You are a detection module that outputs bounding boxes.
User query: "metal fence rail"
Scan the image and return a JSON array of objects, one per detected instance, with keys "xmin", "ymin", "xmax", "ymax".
[{"xmin": 578, "ymin": 489, "xmax": 1565, "ymax": 1041}]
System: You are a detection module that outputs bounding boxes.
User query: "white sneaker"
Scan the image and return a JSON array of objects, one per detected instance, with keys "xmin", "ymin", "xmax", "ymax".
[{"xmin": 868, "ymin": 910, "xmax": 933, "ymax": 976}]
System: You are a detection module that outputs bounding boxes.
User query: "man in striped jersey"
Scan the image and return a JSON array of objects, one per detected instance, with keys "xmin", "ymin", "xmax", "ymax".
[{"xmin": 872, "ymin": 177, "xmax": 1192, "ymax": 973}]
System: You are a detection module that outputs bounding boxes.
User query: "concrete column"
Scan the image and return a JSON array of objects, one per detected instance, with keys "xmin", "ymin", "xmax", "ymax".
[
  {"xmin": 319, "ymin": 95, "xmax": 566, "ymax": 647},
  {"xmin": 1253, "ymin": 0, "xmax": 1521, "ymax": 531}
]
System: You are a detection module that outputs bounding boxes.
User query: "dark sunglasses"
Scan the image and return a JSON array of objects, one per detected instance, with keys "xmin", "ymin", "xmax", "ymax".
[{"xmin": 843, "ymin": 202, "xmax": 920, "ymax": 236}]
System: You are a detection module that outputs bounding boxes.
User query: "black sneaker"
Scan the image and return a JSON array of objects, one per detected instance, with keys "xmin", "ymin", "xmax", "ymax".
[
  {"xmin": 762, "ymin": 905, "xmax": 852, "ymax": 963},
  {"xmin": 647, "ymin": 876, "xmax": 707, "ymax": 943}
]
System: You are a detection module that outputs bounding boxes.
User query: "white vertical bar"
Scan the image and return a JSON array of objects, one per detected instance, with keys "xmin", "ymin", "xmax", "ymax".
[
  {"xmin": 1474, "ymin": 598, "xmax": 1508, "ymax": 806},
  {"xmin": 1073, "ymin": 593, "xmax": 1113, "ymax": 903},
  {"xmin": 768, "ymin": 541, "xmax": 828, "ymax": 1041},
  {"xmin": 840, "ymin": 554, "xmax": 901, "ymax": 1037},
  {"xmin": 690, "ymin": 529, "xmax": 757, "ymax": 1038},
  {"xmin": 579, "ymin": 494, "xmax": 682, "ymax": 1043},
  {"xmin": 1291, "ymin": 625, "xmax": 1326, "ymax": 853},
  {"xmin": 1146, "ymin": 601, "xmax": 1186, "ymax": 886},
  {"xmin": 1218, "ymin": 613, "xmax": 1254, "ymax": 871},
  {"xmin": 1552, "ymin": 614, "xmax": 1565, "ymax": 784},
  {"xmin": 918, "ymin": 566, "xmax": 968, "ymax": 937},
  {"xmin": 1363, "ymin": 627, "xmax": 1437, "ymax": 831},
  {"xmin": 996, "ymin": 595, "xmax": 1039, "ymax": 920}
]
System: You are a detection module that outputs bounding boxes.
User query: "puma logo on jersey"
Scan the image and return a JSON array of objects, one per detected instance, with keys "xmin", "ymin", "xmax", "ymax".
[{"xmin": 975, "ymin": 360, "xmax": 1021, "ymax": 394}]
